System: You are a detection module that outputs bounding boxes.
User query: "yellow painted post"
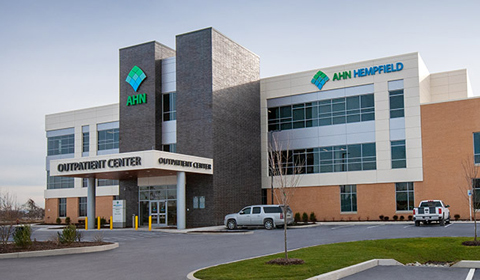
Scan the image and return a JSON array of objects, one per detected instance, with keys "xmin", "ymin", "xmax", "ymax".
[
  {"xmin": 97, "ymin": 216, "xmax": 100, "ymax": 230},
  {"xmin": 110, "ymin": 216, "xmax": 113, "ymax": 230},
  {"xmin": 85, "ymin": 217, "xmax": 88, "ymax": 230},
  {"xmin": 135, "ymin": 215, "xmax": 138, "ymax": 230},
  {"xmin": 149, "ymin": 216, "xmax": 152, "ymax": 231}
]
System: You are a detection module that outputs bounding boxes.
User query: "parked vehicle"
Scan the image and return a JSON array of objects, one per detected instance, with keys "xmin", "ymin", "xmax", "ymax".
[
  {"xmin": 224, "ymin": 205, "xmax": 294, "ymax": 230},
  {"xmin": 413, "ymin": 200, "xmax": 450, "ymax": 226}
]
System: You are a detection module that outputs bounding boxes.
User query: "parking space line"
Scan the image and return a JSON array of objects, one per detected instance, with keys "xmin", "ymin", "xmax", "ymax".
[
  {"xmin": 466, "ymin": 268, "xmax": 475, "ymax": 280},
  {"xmin": 367, "ymin": 226, "xmax": 379, "ymax": 229},
  {"xmin": 445, "ymin": 223, "xmax": 453, "ymax": 228}
]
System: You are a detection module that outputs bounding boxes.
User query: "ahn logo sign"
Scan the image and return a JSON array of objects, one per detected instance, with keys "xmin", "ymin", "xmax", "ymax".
[
  {"xmin": 125, "ymin": 66, "xmax": 147, "ymax": 106},
  {"xmin": 311, "ymin": 70, "xmax": 329, "ymax": 90}
]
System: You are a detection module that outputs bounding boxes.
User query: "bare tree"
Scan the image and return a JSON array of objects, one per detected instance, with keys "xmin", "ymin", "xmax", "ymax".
[
  {"xmin": 0, "ymin": 189, "xmax": 22, "ymax": 245},
  {"xmin": 23, "ymin": 199, "xmax": 45, "ymax": 220},
  {"xmin": 268, "ymin": 134, "xmax": 303, "ymax": 261}
]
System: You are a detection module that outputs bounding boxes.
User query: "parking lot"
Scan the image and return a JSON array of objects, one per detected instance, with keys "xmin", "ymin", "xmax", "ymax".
[{"xmin": 0, "ymin": 222, "xmax": 477, "ymax": 280}]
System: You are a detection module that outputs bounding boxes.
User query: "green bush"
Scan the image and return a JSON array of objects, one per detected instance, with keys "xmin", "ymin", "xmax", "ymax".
[
  {"xmin": 56, "ymin": 217, "xmax": 61, "ymax": 224},
  {"xmin": 65, "ymin": 217, "xmax": 71, "ymax": 225},
  {"xmin": 400, "ymin": 216, "xmax": 405, "ymax": 221},
  {"xmin": 302, "ymin": 212, "xmax": 308, "ymax": 223},
  {"xmin": 454, "ymin": 214, "xmax": 461, "ymax": 221},
  {"xmin": 393, "ymin": 215, "xmax": 398, "ymax": 221},
  {"xmin": 58, "ymin": 224, "xmax": 77, "ymax": 244},
  {"xmin": 309, "ymin": 212, "xmax": 317, "ymax": 223},
  {"xmin": 13, "ymin": 225, "xmax": 32, "ymax": 248},
  {"xmin": 294, "ymin": 213, "xmax": 301, "ymax": 223}
]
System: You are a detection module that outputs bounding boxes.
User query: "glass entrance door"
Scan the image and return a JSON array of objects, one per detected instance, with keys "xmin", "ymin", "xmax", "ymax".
[{"xmin": 149, "ymin": 200, "xmax": 167, "ymax": 227}]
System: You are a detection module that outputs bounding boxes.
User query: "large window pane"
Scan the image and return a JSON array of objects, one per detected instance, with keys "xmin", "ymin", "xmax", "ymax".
[{"xmin": 396, "ymin": 182, "xmax": 414, "ymax": 211}]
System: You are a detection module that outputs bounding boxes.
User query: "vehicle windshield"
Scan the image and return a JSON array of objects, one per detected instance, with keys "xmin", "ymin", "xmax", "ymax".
[{"xmin": 419, "ymin": 201, "xmax": 442, "ymax": 207}]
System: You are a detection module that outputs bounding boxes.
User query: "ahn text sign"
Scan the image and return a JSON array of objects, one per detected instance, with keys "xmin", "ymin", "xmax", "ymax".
[{"xmin": 125, "ymin": 65, "xmax": 148, "ymax": 106}]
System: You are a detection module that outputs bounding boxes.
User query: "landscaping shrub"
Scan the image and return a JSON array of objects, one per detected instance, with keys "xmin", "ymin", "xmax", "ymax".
[
  {"xmin": 13, "ymin": 225, "xmax": 32, "ymax": 248},
  {"xmin": 408, "ymin": 215, "xmax": 413, "ymax": 221},
  {"xmin": 294, "ymin": 213, "xmax": 301, "ymax": 223},
  {"xmin": 56, "ymin": 217, "xmax": 61, "ymax": 224},
  {"xmin": 58, "ymin": 224, "xmax": 77, "ymax": 244},
  {"xmin": 302, "ymin": 212, "xmax": 308, "ymax": 223},
  {"xmin": 400, "ymin": 215, "xmax": 405, "ymax": 221},
  {"xmin": 393, "ymin": 215, "xmax": 398, "ymax": 221},
  {"xmin": 65, "ymin": 217, "xmax": 71, "ymax": 225},
  {"xmin": 384, "ymin": 216, "xmax": 389, "ymax": 221},
  {"xmin": 454, "ymin": 214, "xmax": 461, "ymax": 221},
  {"xmin": 309, "ymin": 212, "xmax": 317, "ymax": 223},
  {"xmin": 379, "ymin": 215, "xmax": 384, "ymax": 221}
]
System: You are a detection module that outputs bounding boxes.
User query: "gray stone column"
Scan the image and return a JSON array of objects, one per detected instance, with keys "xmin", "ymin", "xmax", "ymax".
[
  {"xmin": 177, "ymin": 172, "xmax": 186, "ymax": 229},
  {"xmin": 87, "ymin": 177, "xmax": 96, "ymax": 229}
]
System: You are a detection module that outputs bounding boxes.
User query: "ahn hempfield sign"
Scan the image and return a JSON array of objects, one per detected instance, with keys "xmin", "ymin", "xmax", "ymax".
[{"xmin": 312, "ymin": 62, "xmax": 404, "ymax": 90}]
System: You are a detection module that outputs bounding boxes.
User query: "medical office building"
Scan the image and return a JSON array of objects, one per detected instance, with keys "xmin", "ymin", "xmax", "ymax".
[{"xmin": 45, "ymin": 27, "xmax": 479, "ymax": 228}]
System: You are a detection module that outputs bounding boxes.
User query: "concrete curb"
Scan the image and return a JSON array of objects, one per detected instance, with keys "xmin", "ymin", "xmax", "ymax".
[
  {"xmin": 452, "ymin": 261, "xmax": 480, "ymax": 268},
  {"xmin": 305, "ymin": 259, "xmax": 402, "ymax": 280},
  {"xmin": 0, "ymin": 242, "xmax": 119, "ymax": 259}
]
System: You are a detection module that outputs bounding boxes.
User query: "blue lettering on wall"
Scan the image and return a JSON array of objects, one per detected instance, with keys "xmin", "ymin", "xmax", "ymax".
[{"xmin": 353, "ymin": 62, "xmax": 403, "ymax": 78}]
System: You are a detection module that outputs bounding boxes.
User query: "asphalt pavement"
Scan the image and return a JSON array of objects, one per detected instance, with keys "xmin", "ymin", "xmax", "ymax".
[{"xmin": 0, "ymin": 222, "xmax": 477, "ymax": 280}]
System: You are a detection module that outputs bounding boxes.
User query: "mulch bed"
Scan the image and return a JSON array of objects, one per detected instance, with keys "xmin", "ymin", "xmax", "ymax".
[
  {"xmin": 462, "ymin": 240, "xmax": 480, "ymax": 246},
  {"xmin": 0, "ymin": 241, "xmax": 111, "ymax": 254},
  {"xmin": 265, "ymin": 258, "xmax": 305, "ymax": 265}
]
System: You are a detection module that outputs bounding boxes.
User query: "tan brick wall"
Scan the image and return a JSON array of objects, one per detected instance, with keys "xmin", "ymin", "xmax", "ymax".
[
  {"xmin": 420, "ymin": 98, "xmax": 480, "ymax": 220},
  {"xmin": 44, "ymin": 198, "xmax": 58, "ymax": 224},
  {"xmin": 44, "ymin": 196, "xmax": 114, "ymax": 224}
]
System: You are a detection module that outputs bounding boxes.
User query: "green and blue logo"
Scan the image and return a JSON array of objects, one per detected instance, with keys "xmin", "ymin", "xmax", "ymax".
[
  {"xmin": 125, "ymin": 66, "xmax": 147, "ymax": 92},
  {"xmin": 311, "ymin": 71, "xmax": 329, "ymax": 90}
]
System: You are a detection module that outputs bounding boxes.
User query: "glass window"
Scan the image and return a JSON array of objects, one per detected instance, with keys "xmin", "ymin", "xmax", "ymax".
[
  {"xmin": 163, "ymin": 92, "xmax": 177, "ymax": 121},
  {"xmin": 252, "ymin": 207, "xmax": 261, "ymax": 214},
  {"xmin": 82, "ymin": 126, "xmax": 89, "ymax": 153},
  {"xmin": 267, "ymin": 85, "xmax": 375, "ymax": 132},
  {"xmin": 270, "ymin": 142, "xmax": 376, "ymax": 175},
  {"xmin": 97, "ymin": 179, "xmax": 119, "ymax": 187},
  {"xmin": 391, "ymin": 140, "xmax": 406, "ymax": 169},
  {"xmin": 474, "ymin": 179, "xmax": 480, "ymax": 210},
  {"xmin": 474, "ymin": 133, "xmax": 480, "ymax": 164},
  {"xmin": 47, "ymin": 134, "xmax": 74, "ymax": 156},
  {"xmin": 47, "ymin": 171, "xmax": 74, "ymax": 189},
  {"xmin": 389, "ymin": 89, "xmax": 404, "ymax": 118},
  {"xmin": 162, "ymin": 144, "xmax": 177, "ymax": 153},
  {"xmin": 59, "ymin": 198, "xmax": 66, "ymax": 218},
  {"xmin": 396, "ymin": 182, "xmax": 414, "ymax": 211},
  {"xmin": 340, "ymin": 185, "xmax": 357, "ymax": 212},
  {"xmin": 79, "ymin": 197, "xmax": 87, "ymax": 217},
  {"xmin": 98, "ymin": 128, "xmax": 119, "ymax": 151}
]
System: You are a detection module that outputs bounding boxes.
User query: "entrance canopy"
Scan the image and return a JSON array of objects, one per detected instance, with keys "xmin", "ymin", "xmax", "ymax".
[{"xmin": 49, "ymin": 150, "xmax": 213, "ymax": 179}]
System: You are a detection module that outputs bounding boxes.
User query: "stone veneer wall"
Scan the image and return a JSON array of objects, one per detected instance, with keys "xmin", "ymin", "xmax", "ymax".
[{"xmin": 176, "ymin": 28, "xmax": 261, "ymax": 226}]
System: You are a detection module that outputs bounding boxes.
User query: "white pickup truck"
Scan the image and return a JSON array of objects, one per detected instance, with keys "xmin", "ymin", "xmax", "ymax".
[{"xmin": 413, "ymin": 200, "xmax": 450, "ymax": 226}]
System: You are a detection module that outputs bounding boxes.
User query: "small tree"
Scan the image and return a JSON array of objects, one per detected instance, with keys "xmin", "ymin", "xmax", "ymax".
[
  {"xmin": 268, "ymin": 134, "xmax": 303, "ymax": 262},
  {"xmin": 460, "ymin": 158, "xmax": 480, "ymax": 241}
]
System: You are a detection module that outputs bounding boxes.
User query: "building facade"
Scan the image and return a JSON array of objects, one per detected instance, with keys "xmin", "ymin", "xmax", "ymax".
[{"xmin": 45, "ymin": 27, "xmax": 479, "ymax": 228}]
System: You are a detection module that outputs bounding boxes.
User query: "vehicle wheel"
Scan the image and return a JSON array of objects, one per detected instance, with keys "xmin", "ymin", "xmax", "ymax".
[
  {"xmin": 415, "ymin": 221, "xmax": 420, "ymax": 226},
  {"xmin": 440, "ymin": 218, "xmax": 445, "ymax": 226},
  {"xmin": 227, "ymin": 219, "xmax": 237, "ymax": 230},
  {"xmin": 264, "ymin": 219, "xmax": 274, "ymax": 230},
  {"xmin": 446, "ymin": 214, "xmax": 451, "ymax": 224}
]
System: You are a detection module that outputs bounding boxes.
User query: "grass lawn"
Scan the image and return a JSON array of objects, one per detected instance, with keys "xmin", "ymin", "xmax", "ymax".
[{"xmin": 194, "ymin": 237, "xmax": 480, "ymax": 280}]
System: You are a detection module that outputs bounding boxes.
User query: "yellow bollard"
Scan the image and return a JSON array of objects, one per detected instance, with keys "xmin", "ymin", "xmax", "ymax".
[
  {"xmin": 110, "ymin": 216, "xmax": 113, "ymax": 230},
  {"xmin": 149, "ymin": 216, "xmax": 152, "ymax": 231},
  {"xmin": 85, "ymin": 217, "xmax": 88, "ymax": 230},
  {"xmin": 97, "ymin": 216, "xmax": 100, "ymax": 230},
  {"xmin": 135, "ymin": 215, "xmax": 138, "ymax": 230}
]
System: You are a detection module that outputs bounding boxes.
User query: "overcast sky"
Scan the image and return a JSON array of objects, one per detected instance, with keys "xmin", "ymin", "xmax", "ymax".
[{"xmin": 1, "ymin": 0, "xmax": 479, "ymax": 208}]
